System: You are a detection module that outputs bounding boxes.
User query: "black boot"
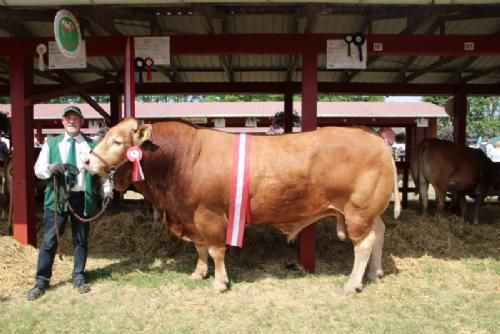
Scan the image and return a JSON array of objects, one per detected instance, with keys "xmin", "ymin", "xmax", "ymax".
[{"xmin": 26, "ymin": 285, "xmax": 46, "ymax": 301}]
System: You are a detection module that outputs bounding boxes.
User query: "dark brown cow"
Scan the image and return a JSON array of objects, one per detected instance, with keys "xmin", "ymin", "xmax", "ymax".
[
  {"xmin": 412, "ymin": 138, "xmax": 500, "ymax": 224},
  {"xmin": 0, "ymin": 148, "xmax": 45, "ymax": 220},
  {"xmin": 85, "ymin": 118, "xmax": 401, "ymax": 294}
]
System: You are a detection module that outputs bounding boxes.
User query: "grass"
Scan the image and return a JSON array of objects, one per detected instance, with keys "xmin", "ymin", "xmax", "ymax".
[{"xmin": 0, "ymin": 199, "xmax": 499, "ymax": 334}]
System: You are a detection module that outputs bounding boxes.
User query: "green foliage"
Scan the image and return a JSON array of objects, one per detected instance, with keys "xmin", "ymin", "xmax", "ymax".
[
  {"xmin": 319, "ymin": 95, "xmax": 384, "ymax": 102},
  {"xmin": 422, "ymin": 95, "xmax": 500, "ymax": 138}
]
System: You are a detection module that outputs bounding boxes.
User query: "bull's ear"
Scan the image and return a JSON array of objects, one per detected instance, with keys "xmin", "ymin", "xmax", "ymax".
[{"xmin": 133, "ymin": 124, "xmax": 152, "ymax": 145}]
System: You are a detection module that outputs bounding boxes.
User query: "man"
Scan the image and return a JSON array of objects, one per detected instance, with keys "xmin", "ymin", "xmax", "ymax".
[{"xmin": 27, "ymin": 105, "xmax": 112, "ymax": 301}]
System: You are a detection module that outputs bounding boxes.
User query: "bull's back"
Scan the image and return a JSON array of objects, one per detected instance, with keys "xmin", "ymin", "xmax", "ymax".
[{"xmin": 248, "ymin": 127, "xmax": 395, "ymax": 221}]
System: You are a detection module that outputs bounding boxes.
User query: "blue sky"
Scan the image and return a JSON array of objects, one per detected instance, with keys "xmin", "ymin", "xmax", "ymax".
[{"xmin": 385, "ymin": 96, "xmax": 422, "ymax": 102}]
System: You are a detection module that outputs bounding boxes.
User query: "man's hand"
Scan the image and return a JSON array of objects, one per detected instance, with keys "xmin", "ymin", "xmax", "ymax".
[
  {"xmin": 47, "ymin": 163, "xmax": 67, "ymax": 175},
  {"xmin": 102, "ymin": 189, "xmax": 113, "ymax": 200},
  {"xmin": 101, "ymin": 182, "xmax": 114, "ymax": 200}
]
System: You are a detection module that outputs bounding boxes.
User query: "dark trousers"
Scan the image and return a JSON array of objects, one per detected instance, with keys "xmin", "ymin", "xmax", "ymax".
[{"xmin": 35, "ymin": 192, "xmax": 89, "ymax": 288}]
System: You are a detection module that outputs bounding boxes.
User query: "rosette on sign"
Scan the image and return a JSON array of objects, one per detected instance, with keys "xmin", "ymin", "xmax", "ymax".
[
  {"xmin": 54, "ymin": 9, "xmax": 82, "ymax": 58},
  {"xmin": 36, "ymin": 44, "xmax": 47, "ymax": 71},
  {"xmin": 126, "ymin": 147, "xmax": 145, "ymax": 182}
]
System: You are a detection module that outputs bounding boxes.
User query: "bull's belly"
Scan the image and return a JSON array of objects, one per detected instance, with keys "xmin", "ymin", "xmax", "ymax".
[{"xmin": 252, "ymin": 208, "xmax": 339, "ymax": 242}]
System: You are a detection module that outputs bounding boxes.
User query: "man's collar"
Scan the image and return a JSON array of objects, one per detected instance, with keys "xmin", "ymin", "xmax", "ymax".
[{"xmin": 63, "ymin": 133, "xmax": 84, "ymax": 142}]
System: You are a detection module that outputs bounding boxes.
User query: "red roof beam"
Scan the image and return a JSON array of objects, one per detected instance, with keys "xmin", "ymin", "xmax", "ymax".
[
  {"xmin": 2, "ymin": 34, "xmax": 500, "ymax": 57},
  {"xmin": 0, "ymin": 36, "xmax": 127, "ymax": 57}
]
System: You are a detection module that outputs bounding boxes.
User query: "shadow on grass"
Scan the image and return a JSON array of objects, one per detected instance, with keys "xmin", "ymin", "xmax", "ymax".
[{"xmin": 9, "ymin": 199, "xmax": 498, "ymax": 290}]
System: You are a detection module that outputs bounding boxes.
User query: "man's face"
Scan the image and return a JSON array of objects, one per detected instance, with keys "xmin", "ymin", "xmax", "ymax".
[{"xmin": 62, "ymin": 112, "xmax": 84, "ymax": 137}]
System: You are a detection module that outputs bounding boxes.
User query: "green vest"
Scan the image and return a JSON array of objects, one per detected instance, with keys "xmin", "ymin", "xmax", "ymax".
[{"xmin": 43, "ymin": 134, "xmax": 101, "ymax": 216}]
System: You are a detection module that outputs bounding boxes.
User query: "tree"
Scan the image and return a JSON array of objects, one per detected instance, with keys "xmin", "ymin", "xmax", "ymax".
[{"xmin": 422, "ymin": 96, "xmax": 500, "ymax": 138}]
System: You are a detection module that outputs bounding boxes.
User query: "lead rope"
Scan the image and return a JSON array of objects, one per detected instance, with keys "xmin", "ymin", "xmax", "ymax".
[
  {"xmin": 51, "ymin": 169, "xmax": 115, "ymax": 259},
  {"xmin": 52, "ymin": 175, "xmax": 64, "ymax": 260}
]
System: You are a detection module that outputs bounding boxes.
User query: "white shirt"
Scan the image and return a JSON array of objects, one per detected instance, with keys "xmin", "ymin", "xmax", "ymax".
[
  {"xmin": 34, "ymin": 133, "xmax": 112, "ymax": 194},
  {"xmin": 488, "ymin": 147, "xmax": 500, "ymax": 163}
]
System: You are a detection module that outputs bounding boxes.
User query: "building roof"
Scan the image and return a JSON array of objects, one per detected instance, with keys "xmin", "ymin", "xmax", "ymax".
[{"xmin": 0, "ymin": 101, "xmax": 447, "ymax": 120}]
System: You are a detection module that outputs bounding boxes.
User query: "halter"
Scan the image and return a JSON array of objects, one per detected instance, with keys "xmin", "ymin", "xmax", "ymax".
[{"xmin": 90, "ymin": 150, "xmax": 128, "ymax": 179}]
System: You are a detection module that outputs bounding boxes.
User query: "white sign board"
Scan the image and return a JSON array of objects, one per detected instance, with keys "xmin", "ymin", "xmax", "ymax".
[
  {"xmin": 326, "ymin": 39, "xmax": 367, "ymax": 70},
  {"xmin": 135, "ymin": 37, "xmax": 170, "ymax": 65},
  {"xmin": 48, "ymin": 40, "xmax": 86, "ymax": 69},
  {"xmin": 416, "ymin": 118, "xmax": 429, "ymax": 128}
]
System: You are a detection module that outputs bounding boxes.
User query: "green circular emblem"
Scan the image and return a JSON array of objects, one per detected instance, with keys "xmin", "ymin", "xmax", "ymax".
[{"xmin": 54, "ymin": 10, "xmax": 81, "ymax": 58}]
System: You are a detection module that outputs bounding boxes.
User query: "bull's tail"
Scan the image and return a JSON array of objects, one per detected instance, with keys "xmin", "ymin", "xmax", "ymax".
[{"xmin": 392, "ymin": 157, "xmax": 402, "ymax": 219}]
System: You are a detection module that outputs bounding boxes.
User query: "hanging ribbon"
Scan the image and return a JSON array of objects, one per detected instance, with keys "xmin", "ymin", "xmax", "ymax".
[
  {"xmin": 126, "ymin": 146, "xmax": 145, "ymax": 182},
  {"xmin": 134, "ymin": 57, "xmax": 145, "ymax": 85},
  {"xmin": 145, "ymin": 57, "xmax": 154, "ymax": 81},
  {"xmin": 36, "ymin": 44, "xmax": 47, "ymax": 71}
]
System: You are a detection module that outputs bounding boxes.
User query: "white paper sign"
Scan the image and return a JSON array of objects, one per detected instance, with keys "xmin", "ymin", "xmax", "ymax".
[
  {"xmin": 48, "ymin": 40, "xmax": 86, "ymax": 69},
  {"xmin": 135, "ymin": 37, "xmax": 170, "ymax": 65},
  {"xmin": 416, "ymin": 118, "xmax": 429, "ymax": 128},
  {"xmin": 326, "ymin": 39, "xmax": 367, "ymax": 70}
]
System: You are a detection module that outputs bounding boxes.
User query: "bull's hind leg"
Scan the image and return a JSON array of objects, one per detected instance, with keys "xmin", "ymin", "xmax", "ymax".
[
  {"xmin": 191, "ymin": 243, "xmax": 208, "ymax": 280},
  {"xmin": 343, "ymin": 218, "xmax": 377, "ymax": 294},
  {"xmin": 367, "ymin": 217, "xmax": 385, "ymax": 282},
  {"xmin": 208, "ymin": 246, "xmax": 229, "ymax": 293},
  {"xmin": 419, "ymin": 177, "xmax": 430, "ymax": 215}
]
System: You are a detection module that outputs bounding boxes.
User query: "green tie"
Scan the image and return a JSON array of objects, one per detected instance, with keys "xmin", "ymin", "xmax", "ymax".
[
  {"xmin": 66, "ymin": 137, "xmax": 77, "ymax": 188},
  {"xmin": 67, "ymin": 137, "xmax": 76, "ymax": 166}
]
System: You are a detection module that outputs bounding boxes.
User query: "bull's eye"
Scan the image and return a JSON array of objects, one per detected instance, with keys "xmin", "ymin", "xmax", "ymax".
[{"xmin": 112, "ymin": 138, "xmax": 123, "ymax": 146}]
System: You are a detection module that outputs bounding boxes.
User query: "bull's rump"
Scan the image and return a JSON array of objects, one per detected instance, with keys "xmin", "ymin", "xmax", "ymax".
[
  {"xmin": 418, "ymin": 139, "xmax": 484, "ymax": 192},
  {"xmin": 192, "ymin": 126, "xmax": 395, "ymax": 228}
]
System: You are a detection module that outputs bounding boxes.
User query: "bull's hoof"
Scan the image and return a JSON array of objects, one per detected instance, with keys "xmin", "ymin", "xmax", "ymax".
[
  {"xmin": 213, "ymin": 281, "xmax": 228, "ymax": 293},
  {"xmin": 190, "ymin": 271, "xmax": 207, "ymax": 280},
  {"xmin": 342, "ymin": 283, "xmax": 363, "ymax": 295},
  {"xmin": 366, "ymin": 269, "xmax": 384, "ymax": 283}
]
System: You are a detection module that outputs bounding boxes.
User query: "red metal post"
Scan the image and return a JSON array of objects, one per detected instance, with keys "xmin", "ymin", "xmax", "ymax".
[
  {"xmin": 284, "ymin": 86, "xmax": 293, "ymax": 134},
  {"xmin": 110, "ymin": 91, "xmax": 122, "ymax": 126},
  {"xmin": 10, "ymin": 57, "xmax": 36, "ymax": 246},
  {"xmin": 453, "ymin": 85, "xmax": 467, "ymax": 145},
  {"xmin": 299, "ymin": 50, "xmax": 318, "ymax": 273},
  {"xmin": 124, "ymin": 36, "xmax": 135, "ymax": 118}
]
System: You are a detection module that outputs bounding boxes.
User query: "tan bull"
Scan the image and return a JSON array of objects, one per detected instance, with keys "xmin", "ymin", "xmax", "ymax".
[{"xmin": 85, "ymin": 119, "xmax": 400, "ymax": 294}]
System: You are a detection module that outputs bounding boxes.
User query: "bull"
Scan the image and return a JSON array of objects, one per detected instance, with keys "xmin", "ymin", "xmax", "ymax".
[
  {"xmin": 411, "ymin": 138, "xmax": 500, "ymax": 224},
  {"xmin": 85, "ymin": 118, "xmax": 401, "ymax": 294}
]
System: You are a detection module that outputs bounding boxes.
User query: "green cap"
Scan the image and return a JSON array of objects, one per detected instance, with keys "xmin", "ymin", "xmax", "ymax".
[{"xmin": 62, "ymin": 106, "xmax": 83, "ymax": 118}]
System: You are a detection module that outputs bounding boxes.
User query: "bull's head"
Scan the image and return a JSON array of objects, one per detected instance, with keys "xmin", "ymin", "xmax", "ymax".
[{"xmin": 84, "ymin": 118, "xmax": 152, "ymax": 177}]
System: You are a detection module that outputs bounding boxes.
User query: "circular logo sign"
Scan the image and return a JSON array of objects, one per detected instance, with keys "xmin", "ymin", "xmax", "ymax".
[
  {"xmin": 54, "ymin": 10, "xmax": 82, "ymax": 58},
  {"xmin": 126, "ymin": 147, "xmax": 143, "ymax": 162}
]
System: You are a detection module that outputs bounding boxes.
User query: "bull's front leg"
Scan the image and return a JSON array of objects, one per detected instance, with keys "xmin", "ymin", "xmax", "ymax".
[
  {"xmin": 208, "ymin": 246, "xmax": 229, "ymax": 293},
  {"xmin": 191, "ymin": 243, "xmax": 208, "ymax": 280}
]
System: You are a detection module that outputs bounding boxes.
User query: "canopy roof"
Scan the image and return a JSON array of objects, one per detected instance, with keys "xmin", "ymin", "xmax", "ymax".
[{"xmin": 0, "ymin": 2, "xmax": 499, "ymax": 90}]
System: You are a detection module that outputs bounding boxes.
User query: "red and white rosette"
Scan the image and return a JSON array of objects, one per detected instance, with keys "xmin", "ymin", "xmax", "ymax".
[{"xmin": 126, "ymin": 147, "xmax": 145, "ymax": 182}]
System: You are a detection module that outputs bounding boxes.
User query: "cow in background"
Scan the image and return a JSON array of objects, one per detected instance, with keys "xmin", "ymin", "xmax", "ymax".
[
  {"xmin": 85, "ymin": 119, "xmax": 401, "ymax": 294},
  {"xmin": 0, "ymin": 147, "xmax": 45, "ymax": 223},
  {"xmin": 412, "ymin": 138, "xmax": 500, "ymax": 224}
]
